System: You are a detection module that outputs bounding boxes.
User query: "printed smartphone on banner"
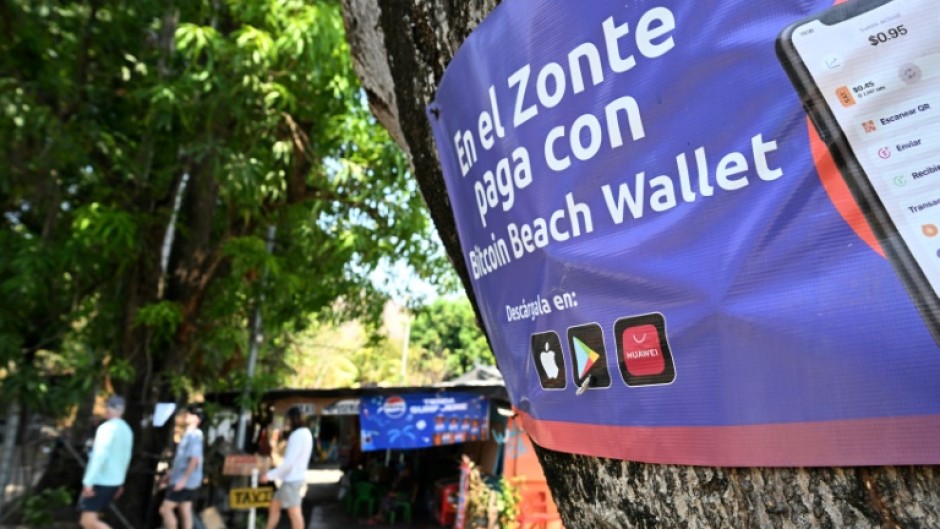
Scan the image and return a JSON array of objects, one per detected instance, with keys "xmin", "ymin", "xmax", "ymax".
[{"xmin": 777, "ymin": 0, "xmax": 940, "ymax": 345}]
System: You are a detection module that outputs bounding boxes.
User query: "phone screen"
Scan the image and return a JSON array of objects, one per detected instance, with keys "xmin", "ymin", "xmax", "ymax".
[{"xmin": 790, "ymin": 0, "xmax": 940, "ymax": 299}]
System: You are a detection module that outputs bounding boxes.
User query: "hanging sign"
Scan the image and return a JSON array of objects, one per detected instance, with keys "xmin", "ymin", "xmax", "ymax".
[
  {"xmin": 359, "ymin": 392, "xmax": 490, "ymax": 451},
  {"xmin": 320, "ymin": 399, "xmax": 361, "ymax": 416}
]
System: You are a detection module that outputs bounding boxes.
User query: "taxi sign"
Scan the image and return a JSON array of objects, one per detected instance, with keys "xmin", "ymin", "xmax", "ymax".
[{"xmin": 229, "ymin": 487, "xmax": 273, "ymax": 509}]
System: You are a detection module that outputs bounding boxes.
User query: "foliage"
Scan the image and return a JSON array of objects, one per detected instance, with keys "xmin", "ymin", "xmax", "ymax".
[
  {"xmin": 405, "ymin": 342, "xmax": 451, "ymax": 386},
  {"xmin": 410, "ymin": 296, "xmax": 494, "ymax": 378},
  {"xmin": 462, "ymin": 457, "xmax": 520, "ymax": 529},
  {"xmin": 22, "ymin": 486, "xmax": 72, "ymax": 527},
  {"xmin": 282, "ymin": 319, "xmax": 386, "ymax": 388},
  {"xmin": 135, "ymin": 301, "xmax": 185, "ymax": 344},
  {"xmin": 282, "ymin": 305, "xmax": 451, "ymax": 388},
  {"xmin": 0, "ymin": 0, "xmax": 448, "ymax": 419},
  {"xmin": 495, "ymin": 477, "xmax": 521, "ymax": 529}
]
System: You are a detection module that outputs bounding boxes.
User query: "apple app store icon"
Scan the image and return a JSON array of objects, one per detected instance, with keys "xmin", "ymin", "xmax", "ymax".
[{"xmin": 531, "ymin": 331, "xmax": 566, "ymax": 390}]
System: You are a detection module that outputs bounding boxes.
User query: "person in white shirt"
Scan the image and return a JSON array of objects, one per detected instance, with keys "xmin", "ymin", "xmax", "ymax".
[
  {"xmin": 78, "ymin": 396, "xmax": 133, "ymax": 529},
  {"xmin": 260, "ymin": 407, "xmax": 312, "ymax": 529}
]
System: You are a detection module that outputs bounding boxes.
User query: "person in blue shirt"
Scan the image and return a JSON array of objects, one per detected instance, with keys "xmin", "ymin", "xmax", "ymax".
[
  {"xmin": 159, "ymin": 405, "xmax": 205, "ymax": 529},
  {"xmin": 78, "ymin": 395, "xmax": 133, "ymax": 529}
]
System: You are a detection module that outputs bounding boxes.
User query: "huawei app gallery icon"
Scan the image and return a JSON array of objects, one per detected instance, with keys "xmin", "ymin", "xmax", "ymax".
[
  {"xmin": 614, "ymin": 313, "xmax": 676, "ymax": 386},
  {"xmin": 531, "ymin": 331, "xmax": 566, "ymax": 390}
]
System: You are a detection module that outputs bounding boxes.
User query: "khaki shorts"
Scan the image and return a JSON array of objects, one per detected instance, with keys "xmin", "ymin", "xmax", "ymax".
[{"xmin": 274, "ymin": 481, "xmax": 305, "ymax": 509}]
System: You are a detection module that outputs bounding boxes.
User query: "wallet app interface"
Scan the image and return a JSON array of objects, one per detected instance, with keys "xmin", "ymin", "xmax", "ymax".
[{"xmin": 793, "ymin": 0, "xmax": 940, "ymax": 297}]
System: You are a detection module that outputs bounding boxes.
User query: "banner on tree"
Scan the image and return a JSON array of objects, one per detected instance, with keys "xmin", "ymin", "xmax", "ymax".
[{"xmin": 427, "ymin": 0, "xmax": 940, "ymax": 466}]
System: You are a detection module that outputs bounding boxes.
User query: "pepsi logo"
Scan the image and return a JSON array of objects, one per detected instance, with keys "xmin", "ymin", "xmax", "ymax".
[{"xmin": 380, "ymin": 396, "xmax": 407, "ymax": 418}]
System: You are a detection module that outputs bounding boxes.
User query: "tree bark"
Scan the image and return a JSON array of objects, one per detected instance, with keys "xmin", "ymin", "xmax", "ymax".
[
  {"xmin": 0, "ymin": 402, "xmax": 21, "ymax": 520},
  {"xmin": 110, "ymin": 164, "xmax": 224, "ymax": 529},
  {"xmin": 340, "ymin": 1, "xmax": 940, "ymax": 527}
]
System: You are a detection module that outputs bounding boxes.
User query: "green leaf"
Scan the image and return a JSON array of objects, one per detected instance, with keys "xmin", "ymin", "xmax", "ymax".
[{"xmin": 134, "ymin": 301, "xmax": 184, "ymax": 342}]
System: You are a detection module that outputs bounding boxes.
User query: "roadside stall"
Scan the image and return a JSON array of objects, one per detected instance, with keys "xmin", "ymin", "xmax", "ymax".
[
  {"xmin": 356, "ymin": 389, "xmax": 497, "ymax": 525},
  {"xmin": 205, "ymin": 378, "xmax": 523, "ymax": 526}
]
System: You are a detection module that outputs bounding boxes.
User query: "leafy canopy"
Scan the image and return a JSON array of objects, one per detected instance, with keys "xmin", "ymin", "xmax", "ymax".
[
  {"xmin": 0, "ymin": 0, "xmax": 450, "ymax": 409},
  {"xmin": 410, "ymin": 296, "xmax": 494, "ymax": 377}
]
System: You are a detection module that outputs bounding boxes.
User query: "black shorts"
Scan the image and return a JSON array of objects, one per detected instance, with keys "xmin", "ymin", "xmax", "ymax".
[
  {"xmin": 164, "ymin": 487, "xmax": 198, "ymax": 503},
  {"xmin": 77, "ymin": 485, "xmax": 119, "ymax": 513}
]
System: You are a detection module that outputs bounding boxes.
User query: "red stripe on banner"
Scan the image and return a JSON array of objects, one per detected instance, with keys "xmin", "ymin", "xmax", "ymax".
[{"xmin": 518, "ymin": 411, "xmax": 940, "ymax": 467}]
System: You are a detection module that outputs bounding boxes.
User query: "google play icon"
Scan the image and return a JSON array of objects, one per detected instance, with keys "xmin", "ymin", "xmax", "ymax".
[
  {"xmin": 566, "ymin": 324, "xmax": 610, "ymax": 389},
  {"xmin": 573, "ymin": 337, "xmax": 600, "ymax": 379}
]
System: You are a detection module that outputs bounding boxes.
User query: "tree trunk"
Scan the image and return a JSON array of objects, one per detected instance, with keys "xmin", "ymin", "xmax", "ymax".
[
  {"xmin": 111, "ymin": 167, "xmax": 222, "ymax": 529},
  {"xmin": 339, "ymin": 1, "xmax": 940, "ymax": 527},
  {"xmin": 35, "ymin": 163, "xmax": 226, "ymax": 529},
  {"xmin": 0, "ymin": 402, "xmax": 21, "ymax": 520}
]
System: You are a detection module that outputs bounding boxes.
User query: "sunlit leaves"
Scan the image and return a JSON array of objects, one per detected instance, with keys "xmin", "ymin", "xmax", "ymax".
[
  {"xmin": 71, "ymin": 203, "xmax": 138, "ymax": 261},
  {"xmin": 411, "ymin": 297, "xmax": 494, "ymax": 377},
  {"xmin": 107, "ymin": 357, "xmax": 136, "ymax": 383},
  {"xmin": 134, "ymin": 301, "xmax": 184, "ymax": 343},
  {"xmin": 175, "ymin": 24, "xmax": 221, "ymax": 61},
  {"xmin": 235, "ymin": 25, "xmax": 275, "ymax": 66}
]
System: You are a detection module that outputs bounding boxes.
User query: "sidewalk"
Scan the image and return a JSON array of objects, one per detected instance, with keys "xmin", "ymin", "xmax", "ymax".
[{"xmin": 0, "ymin": 469, "xmax": 437, "ymax": 529}]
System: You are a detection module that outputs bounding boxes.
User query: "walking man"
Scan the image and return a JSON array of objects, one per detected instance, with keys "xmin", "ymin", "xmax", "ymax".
[
  {"xmin": 78, "ymin": 395, "xmax": 133, "ymax": 529},
  {"xmin": 159, "ymin": 405, "xmax": 205, "ymax": 529},
  {"xmin": 260, "ymin": 407, "xmax": 313, "ymax": 529}
]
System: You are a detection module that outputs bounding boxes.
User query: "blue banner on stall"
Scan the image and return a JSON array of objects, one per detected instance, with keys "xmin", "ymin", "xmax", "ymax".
[
  {"xmin": 427, "ymin": 0, "xmax": 940, "ymax": 466},
  {"xmin": 359, "ymin": 393, "xmax": 490, "ymax": 452}
]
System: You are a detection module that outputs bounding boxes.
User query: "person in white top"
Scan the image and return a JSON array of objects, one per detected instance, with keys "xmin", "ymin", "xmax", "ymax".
[
  {"xmin": 78, "ymin": 395, "xmax": 133, "ymax": 529},
  {"xmin": 260, "ymin": 407, "xmax": 312, "ymax": 529}
]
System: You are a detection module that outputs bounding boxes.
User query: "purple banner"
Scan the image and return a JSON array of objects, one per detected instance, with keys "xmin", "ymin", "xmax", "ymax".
[{"xmin": 427, "ymin": 0, "xmax": 940, "ymax": 465}]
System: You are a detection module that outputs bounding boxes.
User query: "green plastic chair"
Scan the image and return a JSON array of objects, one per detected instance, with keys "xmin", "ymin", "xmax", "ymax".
[
  {"xmin": 351, "ymin": 482, "xmax": 377, "ymax": 517},
  {"xmin": 388, "ymin": 494, "xmax": 412, "ymax": 524},
  {"xmin": 343, "ymin": 470, "xmax": 368, "ymax": 513}
]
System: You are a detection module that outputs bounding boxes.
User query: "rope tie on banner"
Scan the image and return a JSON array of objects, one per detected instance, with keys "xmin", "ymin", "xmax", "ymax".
[{"xmin": 576, "ymin": 375, "xmax": 592, "ymax": 396}]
